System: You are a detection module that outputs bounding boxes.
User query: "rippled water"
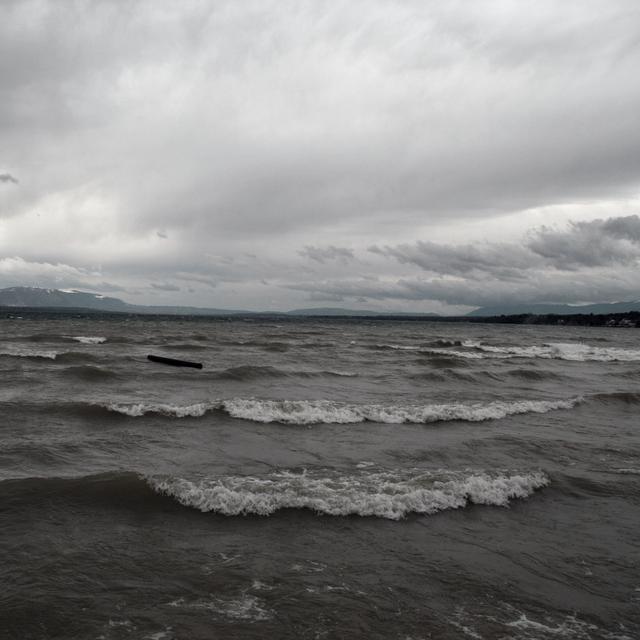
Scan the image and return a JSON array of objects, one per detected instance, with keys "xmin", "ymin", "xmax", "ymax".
[{"xmin": 1, "ymin": 315, "xmax": 639, "ymax": 639}]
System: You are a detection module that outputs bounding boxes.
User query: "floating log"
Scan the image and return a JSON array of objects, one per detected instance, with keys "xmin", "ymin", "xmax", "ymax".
[{"xmin": 147, "ymin": 354, "xmax": 203, "ymax": 369}]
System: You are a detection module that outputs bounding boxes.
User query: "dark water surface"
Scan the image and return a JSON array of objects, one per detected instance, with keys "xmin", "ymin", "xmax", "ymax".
[{"xmin": 1, "ymin": 316, "xmax": 639, "ymax": 639}]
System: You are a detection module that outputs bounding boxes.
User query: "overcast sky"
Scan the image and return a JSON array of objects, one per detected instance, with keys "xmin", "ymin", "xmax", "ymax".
[{"xmin": 1, "ymin": 0, "xmax": 639, "ymax": 312}]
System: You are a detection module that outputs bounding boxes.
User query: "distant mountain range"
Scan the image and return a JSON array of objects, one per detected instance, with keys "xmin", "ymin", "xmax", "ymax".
[
  {"xmin": 0, "ymin": 287, "xmax": 437, "ymax": 317},
  {"xmin": 2, "ymin": 287, "xmax": 639, "ymax": 318},
  {"xmin": 0, "ymin": 287, "xmax": 130, "ymax": 311},
  {"xmin": 0, "ymin": 287, "xmax": 253, "ymax": 315}
]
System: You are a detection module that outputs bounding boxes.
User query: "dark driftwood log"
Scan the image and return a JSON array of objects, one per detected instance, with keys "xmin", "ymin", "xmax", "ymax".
[{"xmin": 147, "ymin": 354, "xmax": 203, "ymax": 369}]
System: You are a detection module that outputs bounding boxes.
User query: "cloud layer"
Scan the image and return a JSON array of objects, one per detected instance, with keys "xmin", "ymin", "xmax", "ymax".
[
  {"xmin": 1, "ymin": 1, "xmax": 639, "ymax": 311},
  {"xmin": 290, "ymin": 216, "xmax": 640, "ymax": 307}
]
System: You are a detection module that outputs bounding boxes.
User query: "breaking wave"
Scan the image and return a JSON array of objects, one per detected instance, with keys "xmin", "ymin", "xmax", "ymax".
[
  {"xmin": 71, "ymin": 336, "xmax": 107, "ymax": 344},
  {"xmin": 105, "ymin": 401, "xmax": 213, "ymax": 418},
  {"xmin": 422, "ymin": 347, "xmax": 487, "ymax": 360},
  {"xmin": 0, "ymin": 349, "xmax": 105, "ymax": 363},
  {"xmin": 0, "ymin": 348, "xmax": 57, "ymax": 360},
  {"xmin": 385, "ymin": 339, "xmax": 640, "ymax": 362},
  {"xmin": 473, "ymin": 342, "xmax": 640, "ymax": 362},
  {"xmin": 102, "ymin": 396, "xmax": 582, "ymax": 424},
  {"xmin": 374, "ymin": 343, "xmax": 422, "ymax": 351},
  {"xmin": 147, "ymin": 468, "xmax": 550, "ymax": 519},
  {"xmin": 437, "ymin": 342, "xmax": 640, "ymax": 362}
]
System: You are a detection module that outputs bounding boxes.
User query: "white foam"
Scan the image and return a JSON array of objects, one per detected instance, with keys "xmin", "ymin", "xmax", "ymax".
[
  {"xmin": 0, "ymin": 348, "xmax": 57, "ymax": 359},
  {"xmin": 168, "ymin": 594, "xmax": 272, "ymax": 622},
  {"xmin": 448, "ymin": 613, "xmax": 483, "ymax": 640},
  {"xmin": 103, "ymin": 396, "xmax": 581, "ymax": 424},
  {"xmin": 418, "ymin": 341, "xmax": 640, "ymax": 362},
  {"xmin": 104, "ymin": 401, "xmax": 214, "ymax": 417},
  {"xmin": 218, "ymin": 397, "xmax": 582, "ymax": 425},
  {"xmin": 71, "ymin": 336, "xmax": 106, "ymax": 344},
  {"xmin": 147, "ymin": 468, "xmax": 550, "ymax": 520},
  {"xmin": 473, "ymin": 342, "xmax": 640, "ymax": 362},
  {"xmin": 422, "ymin": 347, "xmax": 489, "ymax": 359},
  {"xmin": 506, "ymin": 613, "xmax": 601, "ymax": 638}
]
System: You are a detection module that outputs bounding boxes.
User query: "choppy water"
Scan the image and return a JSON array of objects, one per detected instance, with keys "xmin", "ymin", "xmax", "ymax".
[{"xmin": 1, "ymin": 315, "xmax": 639, "ymax": 639}]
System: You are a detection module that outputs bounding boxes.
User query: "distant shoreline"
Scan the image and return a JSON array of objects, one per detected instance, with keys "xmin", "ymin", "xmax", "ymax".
[{"xmin": 1, "ymin": 306, "xmax": 638, "ymax": 327}]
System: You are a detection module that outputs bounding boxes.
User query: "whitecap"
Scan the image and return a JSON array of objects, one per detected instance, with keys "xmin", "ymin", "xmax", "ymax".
[
  {"xmin": 102, "ymin": 396, "xmax": 582, "ymax": 424},
  {"xmin": 421, "ymin": 348, "xmax": 491, "ymax": 359},
  {"xmin": 71, "ymin": 336, "xmax": 107, "ymax": 344},
  {"xmin": 147, "ymin": 468, "xmax": 550, "ymax": 520},
  {"xmin": 218, "ymin": 397, "xmax": 582, "ymax": 425},
  {"xmin": 473, "ymin": 342, "xmax": 640, "ymax": 362},
  {"xmin": 419, "ymin": 341, "xmax": 640, "ymax": 362},
  {"xmin": 0, "ymin": 348, "xmax": 57, "ymax": 359},
  {"xmin": 104, "ymin": 401, "xmax": 215, "ymax": 417}
]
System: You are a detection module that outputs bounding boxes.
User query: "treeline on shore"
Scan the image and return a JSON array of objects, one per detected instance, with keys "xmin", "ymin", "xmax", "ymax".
[{"xmin": 465, "ymin": 311, "xmax": 640, "ymax": 327}]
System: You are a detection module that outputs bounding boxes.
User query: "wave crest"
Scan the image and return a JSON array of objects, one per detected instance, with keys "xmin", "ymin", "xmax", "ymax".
[
  {"xmin": 477, "ymin": 342, "xmax": 640, "ymax": 361},
  {"xmin": 71, "ymin": 336, "xmax": 106, "ymax": 344},
  {"xmin": 102, "ymin": 396, "xmax": 581, "ymax": 424},
  {"xmin": 147, "ymin": 468, "xmax": 550, "ymax": 519},
  {"xmin": 463, "ymin": 342, "xmax": 640, "ymax": 362},
  {"xmin": 105, "ymin": 401, "xmax": 215, "ymax": 417},
  {"xmin": 0, "ymin": 348, "xmax": 57, "ymax": 360},
  {"xmin": 218, "ymin": 397, "xmax": 582, "ymax": 425},
  {"xmin": 393, "ymin": 340, "xmax": 640, "ymax": 362}
]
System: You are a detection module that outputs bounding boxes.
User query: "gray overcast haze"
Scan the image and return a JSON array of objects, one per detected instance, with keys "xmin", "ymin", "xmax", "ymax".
[{"xmin": 1, "ymin": 0, "xmax": 640, "ymax": 312}]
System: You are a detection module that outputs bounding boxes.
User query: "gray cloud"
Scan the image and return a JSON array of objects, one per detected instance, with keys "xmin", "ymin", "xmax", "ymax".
[
  {"xmin": 174, "ymin": 273, "xmax": 218, "ymax": 289},
  {"xmin": 288, "ymin": 216, "xmax": 640, "ymax": 307},
  {"xmin": 151, "ymin": 282, "xmax": 181, "ymax": 292},
  {"xmin": 372, "ymin": 216, "xmax": 640, "ymax": 277},
  {"xmin": 0, "ymin": 174, "xmax": 18, "ymax": 184},
  {"xmin": 526, "ymin": 215, "xmax": 640, "ymax": 268},
  {"xmin": 287, "ymin": 269, "xmax": 640, "ymax": 308},
  {"xmin": 370, "ymin": 241, "xmax": 538, "ymax": 278},
  {"xmin": 307, "ymin": 291, "xmax": 346, "ymax": 303},
  {"xmin": 299, "ymin": 245, "xmax": 355, "ymax": 264}
]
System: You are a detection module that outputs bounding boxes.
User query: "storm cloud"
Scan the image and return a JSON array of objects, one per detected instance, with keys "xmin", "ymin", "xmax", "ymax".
[
  {"xmin": 526, "ymin": 216, "xmax": 640, "ymax": 269},
  {"xmin": 1, "ymin": 1, "xmax": 639, "ymax": 312},
  {"xmin": 289, "ymin": 216, "xmax": 640, "ymax": 308}
]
